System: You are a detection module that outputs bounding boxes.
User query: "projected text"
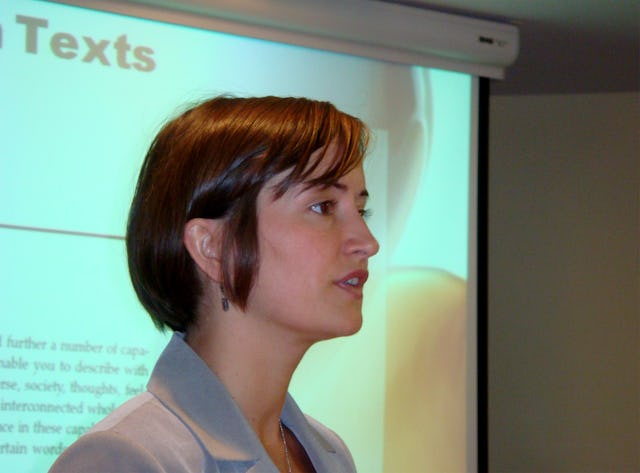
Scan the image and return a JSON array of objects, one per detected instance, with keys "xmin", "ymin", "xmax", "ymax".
[
  {"xmin": 0, "ymin": 332, "xmax": 152, "ymax": 459},
  {"xmin": 6, "ymin": 14, "xmax": 156, "ymax": 72}
]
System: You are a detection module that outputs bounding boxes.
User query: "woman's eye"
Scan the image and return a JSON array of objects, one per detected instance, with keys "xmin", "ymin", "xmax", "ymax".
[
  {"xmin": 309, "ymin": 201, "xmax": 336, "ymax": 215},
  {"xmin": 359, "ymin": 208, "xmax": 373, "ymax": 219}
]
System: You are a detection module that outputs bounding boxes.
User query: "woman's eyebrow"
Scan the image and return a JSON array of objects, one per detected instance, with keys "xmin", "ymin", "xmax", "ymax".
[
  {"xmin": 331, "ymin": 182, "xmax": 370, "ymax": 198},
  {"xmin": 294, "ymin": 181, "xmax": 370, "ymax": 200}
]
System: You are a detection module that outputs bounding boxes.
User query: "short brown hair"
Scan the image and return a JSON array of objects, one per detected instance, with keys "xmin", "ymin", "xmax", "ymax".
[{"xmin": 126, "ymin": 96, "xmax": 369, "ymax": 332}]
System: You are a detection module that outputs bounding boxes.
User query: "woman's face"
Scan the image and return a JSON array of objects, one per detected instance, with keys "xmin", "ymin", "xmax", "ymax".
[{"xmin": 246, "ymin": 149, "xmax": 379, "ymax": 344}]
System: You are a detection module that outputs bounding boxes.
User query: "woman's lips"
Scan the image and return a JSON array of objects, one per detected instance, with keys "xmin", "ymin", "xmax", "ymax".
[{"xmin": 335, "ymin": 270, "xmax": 369, "ymax": 298}]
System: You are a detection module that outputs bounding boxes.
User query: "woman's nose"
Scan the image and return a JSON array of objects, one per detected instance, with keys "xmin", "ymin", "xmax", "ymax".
[{"xmin": 344, "ymin": 216, "xmax": 380, "ymax": 258}]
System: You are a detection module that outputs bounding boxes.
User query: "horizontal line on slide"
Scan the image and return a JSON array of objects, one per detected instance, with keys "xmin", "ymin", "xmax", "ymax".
[{"xmin": 0, "ymin": 223, "xmax": 125, "ymax": 241}]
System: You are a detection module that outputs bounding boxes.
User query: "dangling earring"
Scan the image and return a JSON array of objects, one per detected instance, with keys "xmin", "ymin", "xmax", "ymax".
[{"xmin": 220, "ymin": 283, "xmax": 229, "ymax": 312}]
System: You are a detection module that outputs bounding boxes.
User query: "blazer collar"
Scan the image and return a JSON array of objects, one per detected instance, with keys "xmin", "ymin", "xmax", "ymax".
[{"xmin": 147, "ymin": 333, "xmax": 338, "ymax": 473}]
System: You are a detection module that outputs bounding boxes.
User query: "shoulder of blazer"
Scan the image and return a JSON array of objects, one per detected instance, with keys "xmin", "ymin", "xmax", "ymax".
[{"xmin": 49, "ymin": 392, "xmax": 207, "ymax": 473}]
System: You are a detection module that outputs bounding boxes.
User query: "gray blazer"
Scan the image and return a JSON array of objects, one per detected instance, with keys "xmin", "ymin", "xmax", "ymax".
[{"xmin": 49, "ymin": 334, "xmax": 356, "ymax": 473}]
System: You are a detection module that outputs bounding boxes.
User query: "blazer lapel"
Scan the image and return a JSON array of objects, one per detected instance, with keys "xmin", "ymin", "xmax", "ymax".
[
  {"xmin": 280, "ymin": 395, "xmax": 346, "ymax": 473},
  {"xmin": 147, "ymin": 334, "xmax": 350, "ymax": 473},
  {"xmin": 147, "ymin": 334, "xmax": 278, "ymax": 473}
]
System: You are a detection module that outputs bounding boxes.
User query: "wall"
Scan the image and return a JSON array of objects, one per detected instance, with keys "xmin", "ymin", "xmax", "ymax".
[{"xmin": 488, "ymin": 92, "xmax": 640, "ymax": 472}]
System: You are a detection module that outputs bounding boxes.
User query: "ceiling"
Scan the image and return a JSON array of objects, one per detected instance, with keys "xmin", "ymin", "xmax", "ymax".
[{"xmin": 385, "ymin": 0, "xmax": 640, "ymax": 95}]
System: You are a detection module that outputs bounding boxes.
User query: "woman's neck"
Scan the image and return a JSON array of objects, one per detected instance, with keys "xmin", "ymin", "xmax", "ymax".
[{"xmin": 185, "ymin": 305, "xmax": 311, "ymax": 440}]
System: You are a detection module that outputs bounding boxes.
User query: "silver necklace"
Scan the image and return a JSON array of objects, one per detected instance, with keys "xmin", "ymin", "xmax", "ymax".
[{"xmin": 279, "ymin": 421, "xmax": 293, "ymax": 473}]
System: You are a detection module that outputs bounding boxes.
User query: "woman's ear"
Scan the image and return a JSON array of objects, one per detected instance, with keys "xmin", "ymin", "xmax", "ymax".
[{"xmin": 183, "ymin": 218, "xmax": 224, "ymax": 283}]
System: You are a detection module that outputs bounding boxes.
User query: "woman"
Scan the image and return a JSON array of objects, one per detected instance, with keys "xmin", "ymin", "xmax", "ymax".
[{"xmin": 49, "ymin": 96, "xmax": 379, "ymax": 473}]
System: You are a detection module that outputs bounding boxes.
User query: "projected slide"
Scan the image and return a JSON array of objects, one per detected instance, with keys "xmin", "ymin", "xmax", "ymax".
[{"xmin": 0, "ymin": 1, "xmax": 474, "ymax": 472}]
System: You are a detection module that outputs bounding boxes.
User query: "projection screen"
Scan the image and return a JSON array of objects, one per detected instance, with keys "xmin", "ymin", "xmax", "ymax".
[{"xmin": 0, "ymin": 1, "xmax": 480, "ymax": 471}]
